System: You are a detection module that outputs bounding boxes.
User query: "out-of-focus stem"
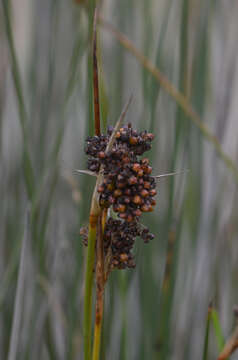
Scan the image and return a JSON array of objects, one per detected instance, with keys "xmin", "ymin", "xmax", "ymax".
[
  {"xmin": 2, "ymin": 0, "xmax": 35, "ymax": 199},
  {"xmin": 93, "ymin": 8, "xmax": 101, "ymax": 136},
  {"xmin": 87, "ymin": 0, "xmax": 97, "ymax": 136},
  {"xmin": 202, "ymin": 303, "xmax": 212, "ymax": 360}
]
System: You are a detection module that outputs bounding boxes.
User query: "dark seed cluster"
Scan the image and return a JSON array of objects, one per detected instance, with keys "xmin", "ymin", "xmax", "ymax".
[
  {"xmin": 86, "ymin": 124, "xmax": 156, "ymax": 221},
  {"xmin": 104, "ymin": 218, "xmax": 154, "ymax": 270},
  {"xmin": 84, "ymin": 123, "xmax": 156, "ymax": 270}
]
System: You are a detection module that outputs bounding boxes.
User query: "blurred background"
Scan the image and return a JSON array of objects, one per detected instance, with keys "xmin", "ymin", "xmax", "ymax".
[{"xmin": 1, "ymin": 0, "xmax": 238, "ymax": 359}]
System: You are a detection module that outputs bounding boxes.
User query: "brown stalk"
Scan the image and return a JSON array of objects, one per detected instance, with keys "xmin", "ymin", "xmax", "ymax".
[
  {"xmin": 102, "ymin": 208, "xmax": 108, "ymax": 233},
  {"xmin": 217, "ymin": 322, "xmax": 238, "ymax": 360}
]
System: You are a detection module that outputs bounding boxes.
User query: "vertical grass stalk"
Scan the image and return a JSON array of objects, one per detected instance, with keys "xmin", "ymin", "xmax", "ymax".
[
  {"xmin": 92, "ymin": 215, "xmax": 105, "ymax": 360},
  {"xmin": 2, "ymin": 0, "xmax": 35, "ymax": 199},
  {"xmin": 83, "ymin": 209, "xmax": 98, "ymax": 360},
  {"xmin": 83, "ymin": 7, "xmax": 101, "ymax": 360},
  {"xmin": 83, "ymin": 181, "xmax": 102, "ymax": 359}
]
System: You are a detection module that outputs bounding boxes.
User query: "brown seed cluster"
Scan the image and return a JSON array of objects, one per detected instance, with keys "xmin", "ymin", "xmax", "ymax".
[
  {"xmin": 86, "ymin": 124, "xmax": 156, "ymax": 220},
  {"xmin": 84, "ymin": 123, "xmax": 156, "ymax": 270},
  {"xmin": 104, "ymin": 218, "xmax": 154, "ymax": 270}
]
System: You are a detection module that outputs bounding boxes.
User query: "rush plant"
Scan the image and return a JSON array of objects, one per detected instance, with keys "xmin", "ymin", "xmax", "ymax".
[{"xmin": 82, "ymin": 9, "xmax": 158, "ymax": 360}]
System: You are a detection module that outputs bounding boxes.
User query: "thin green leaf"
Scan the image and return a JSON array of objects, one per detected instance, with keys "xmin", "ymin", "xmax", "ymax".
[
  {"xmin": 211, "ymin": 309, "xmax": 225, "ymax": 352},
  {"xmin": 8, "ymin": 207, "xmax": 30, "ymax": 360},
  {"xmin": 202, "ymin": 305, "xmax": 212, "ymax": 360},
  {"xmin": 2, "ymin": 0, "xmax": 35, "ymax": 199}
]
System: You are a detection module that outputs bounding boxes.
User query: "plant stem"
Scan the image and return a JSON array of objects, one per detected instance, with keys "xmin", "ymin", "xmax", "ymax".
[
  {"xmin": 92, "ymin": 318, "xmax": 103, "ymax": 360},
  {"xmin": 83, "ymin": 94, "xmax": 132, "ymax": 358},
  {"xmin": 83, "ymin": 18, "xmax": 133, "ymax": 359},
  {"xmin": 211, "ymin": 309, "xmax": 225, "ymax": 352},
  {"xmin": 83, "ymin": 173, "xmax": 102, "ymax": 359},
  {"xmin": 92, "ymin": 215, "xmax": 105, "ymax": 360},
  {"xmin": 84, "ymin": 221, "xmax": 97, "ymax": 360},
  {"xmin": 83, "ymin": 169, "xmax": 105, "ymax": 359},
  {"xmin": 84, "ymin": 6, "xmax": 101, "ymax": 360},
  {"xmin": 202, "ymin": 304, "xmax": 212, "ymax": 360}
]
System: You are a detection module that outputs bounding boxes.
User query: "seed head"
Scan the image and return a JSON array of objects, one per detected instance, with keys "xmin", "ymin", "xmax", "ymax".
[{"xmin": 84, "ymin": 123, "xmax": 157, "ymax": 270}]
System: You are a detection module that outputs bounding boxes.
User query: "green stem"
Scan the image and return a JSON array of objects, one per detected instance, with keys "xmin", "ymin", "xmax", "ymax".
[
  {"xmin": 202, "ymin": 305, "xmax": 212, "ymax": 360},
  {"xmin": 211, "ymin": 309, "xmax": 225, "ymax": 352},
  {"xmin": 84, "ymin": 5, "xmax": 100, "ymax": 359},
  {"xmin": 84, "ymin": 222, "xmax": 97, "ymax": 360},
  {"xmin": 92, "ymin": 213, "xmax": 105, "ymax": 360},
  {"xmin": 92, "ymin": 315, "xmax": 103, "ymax": 360},
  {"xmin": 83, "ymin": 174, "xmax": 103, "ymax": 359}
]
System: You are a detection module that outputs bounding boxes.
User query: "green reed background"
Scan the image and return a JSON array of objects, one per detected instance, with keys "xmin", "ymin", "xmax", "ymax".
[{"xmin": 1, "ymin": 0, "xmax": 238, "ymax": 359}]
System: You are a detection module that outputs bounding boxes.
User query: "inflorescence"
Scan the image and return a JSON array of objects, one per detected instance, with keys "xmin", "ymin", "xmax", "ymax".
[{"xmin": 83, "ymin": 123, "xmax": 156, "ymax": 270}]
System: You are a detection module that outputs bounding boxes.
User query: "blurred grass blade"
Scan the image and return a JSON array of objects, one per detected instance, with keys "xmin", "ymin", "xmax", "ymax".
[
  {"xmin": 30, "ymin": 15, "xmax": 87, "ymax": 268},
  {"xmin": 156, "ymin": 229, "xmax": 177, "ymax": 358},
  {"xmin": 211, "ymin": 309, "xmax": 225, "ymax": 352},
  {"xmin": 0, "ymin": 242, "xmax": 21, "ymax": 311},
  {"xmin": 36, "ymin": 9, "xmax": 86, "ymax": 181},
  {"xmin": 148, "ymin": 0, "xmax": 173, "ymax": 133},
  {"xmin": 202, "ymin": 304, "xmax": 212, "ymax": 360},
  {"xmin": 100, "ymin": 17, "xmax": 238, "ymax": 186},
  {"xmin": 99, "ymin": 68, "xmax": 108, "ymax": 134},
  {"xmin": 8, "ymin": 207, "xmax": 30, "ymax": 360},
  {"xmin": 106, "ymin": 95, "xmax": 132, "ymax": 152},
  {"xmin": 49, "ymin": 31, "xmax": 86, "ymax": 167},
  {"xmin": 87, "ymin": 0, "xmax": 97, "ymax": 137},
  {"xmin": 93, "ymin": 7, "xmax": 101, "ymax": 136},
  {"xmin": 2, "ymin": 0, "xmax": 35, "ymax": 199}
]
